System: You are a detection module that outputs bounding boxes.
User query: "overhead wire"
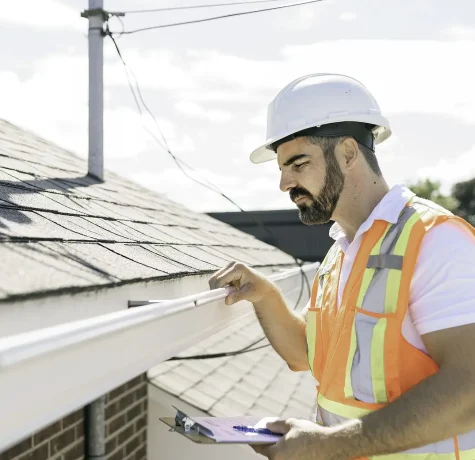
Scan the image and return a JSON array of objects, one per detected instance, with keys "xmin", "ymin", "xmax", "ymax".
[
  {"xmin": 121, "ymin": 0, "xmax": 294, "ymax": 14},
  {"xmin": 115, "ymin": 0, "xmax": 327, "ymax": 34},
  {"xmin": 104, "ymin": 11, "xmax": 313, "ymax": 360}
]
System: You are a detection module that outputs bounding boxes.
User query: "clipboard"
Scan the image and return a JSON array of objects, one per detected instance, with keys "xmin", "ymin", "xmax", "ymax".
[
  {"xmin": 159, "ymin": 406, "xmax": 281, "ymax": 444},
  {"xmin": 160, "ymin": 406, "xmax": 218, "ymax": 444}
]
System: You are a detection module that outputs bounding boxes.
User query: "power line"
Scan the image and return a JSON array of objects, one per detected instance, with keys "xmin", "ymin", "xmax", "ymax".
[
  {"xmin": 117, "ymin": 0, "xmax": 327, "ymax": 34},
  {"xmin": 121, "ymin": 0, "xmax": 292, "ymax": 14},
  {"xmin": 105, "ymin": 30, "xmax": 312, "ymax": 361}
]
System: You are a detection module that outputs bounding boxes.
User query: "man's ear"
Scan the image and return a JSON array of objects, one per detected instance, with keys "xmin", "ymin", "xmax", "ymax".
[{"xmin": 339, "ymin": 137, "xmax": 360, "ymax": 171}]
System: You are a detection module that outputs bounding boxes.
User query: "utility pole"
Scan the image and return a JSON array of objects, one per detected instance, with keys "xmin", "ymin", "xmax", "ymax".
[
  {"xmin": 81, "ymin": 5, "xmax": 106, "ymax": 456},
  {"xmin": 82, "ymin": 0, "xmax": 105, "ymax": 181}
]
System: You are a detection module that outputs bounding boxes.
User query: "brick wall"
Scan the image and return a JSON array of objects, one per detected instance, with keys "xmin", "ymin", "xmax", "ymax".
[
  {"xmin": 0, "ymin": 409, "xmax": 84, "ymax": 460},
  {"xmin": 0, "ymin": 374, "xmax": 148, "ymax": 460},
  {"xmin": 105, "ymin": 374, "xmax": 148, "ymax": 460}
]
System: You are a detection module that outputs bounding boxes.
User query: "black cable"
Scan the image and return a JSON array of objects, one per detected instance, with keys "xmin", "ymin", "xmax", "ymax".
[
  {"xmin": 117, "ymin": 0, "xmax": 327, "ymax": 34},
  {"xmin": 121, "ymin": 0, "xmax": 291, "ymax": 14},
  {"xmin": 169, "ymin": 274, "xmax": 308, "ymax": 361},
  {"xmin": 105, "ymin": 29, "xmax": 313, "ymax": 361},
  {"xmin": 168, "ymin": 343, "xmax": 271, "ymax": 361}
]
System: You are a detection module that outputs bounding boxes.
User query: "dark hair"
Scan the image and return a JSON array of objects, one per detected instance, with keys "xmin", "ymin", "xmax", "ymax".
[{"xmin": 270, "ymin": 128, "xmax": 382, "ymax": 176}]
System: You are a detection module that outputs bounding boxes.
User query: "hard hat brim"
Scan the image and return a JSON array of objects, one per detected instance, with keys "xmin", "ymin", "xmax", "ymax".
[{"xmin": 249, "ymin": 121, "xmax": 392, "ymax": 164}]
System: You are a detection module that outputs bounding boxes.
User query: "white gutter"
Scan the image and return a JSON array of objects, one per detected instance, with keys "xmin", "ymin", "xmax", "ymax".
[{"xmin": 0, "ymin": 262, "xmax": 318, "ymax": 452}]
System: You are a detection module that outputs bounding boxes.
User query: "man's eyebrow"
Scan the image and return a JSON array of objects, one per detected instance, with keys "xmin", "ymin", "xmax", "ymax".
[{"xmin": 279, "ymin": 154, "xmax": 310, "ymax": 170}]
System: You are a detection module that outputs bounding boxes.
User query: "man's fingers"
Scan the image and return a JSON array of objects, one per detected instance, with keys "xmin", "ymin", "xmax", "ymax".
[
  {"xmin": 250, "ymin": 444, "xmax": 271, "ymax": 456},
  {"xmin": 208, "ymin": 262, "xmax": 234, "ymax": 289},
  {"xmin": 225, "ymin": 283, "xmax": 252, "ymax": 305},
  {"xmin": 266, "ymin": 419, "xmax": 293, "ymax": 434},
  {"xmin": 214, "ymin": 263, "xmax": 245, "ymax": 289}
]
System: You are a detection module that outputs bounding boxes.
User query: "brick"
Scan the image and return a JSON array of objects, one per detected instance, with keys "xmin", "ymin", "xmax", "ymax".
[
  {"xmin": 0, "ymin": 437, "xmax": 32, "ymax": 460},
  {"xmin": 126, "ymin": 402, "xmax": 142, "ymax": 423},
  {"xmin": 107, "ymin": 447, "xmax": 125, "ymax": 460},
  {"xmin": 134, "ymin": 445, "xmax": 146, "ymax": 460},
  {"xmin": 105, "ymin": 437, "xmax": 116, "ymax": 454},
  {"xmin": 62, "ymin": 410, "xmax": 83, "ymax": 429},
  {"xmin": 135, "ymin": 384, "xmax": 147, "ymax": 401},
  {"xmin": 75, "ymin": 421, "xmax": 84, "ymax": 439},
  {"xmin": 108, "ymin": 384, "xmax": 127, "ymax": 403},
  {"xmin": 105, "ymin": 389, "xmax": 135, "ymax": 420},
  {"xmin": 106, "ymin": 414, "xmax": 127, "ymax": 437},
  {"xmin": 15, "ymin": 442, "xmax": 49, "ymax": 460},
  {"xmin": 125, "ymin": 436, "xmax": 140, "ymax": 456},
  {"xmin": 105, "ymin": 402, "xmax": 118, "ymax": 420},
  {"xmin": 139, "ymin": 429, "xmax": 146, "ymax": 444},
  {"xmin": 62, "ymin": 441, "xmax": 83, "ymax": 460},
  {"xmin": 33, "ymin": 421, "xmax": 62, "ymax": 446},
  {"xmin": 135, "ymin": 415, "xmax": 147, "ymax": 432},
  {"xmin": 117, "ymin": 425, "xmax": 134, "ymax": 446},
  {"xmin": 49, "ymin": 427, "xmax": 75, "ymax": 456},
  {"xmin": 127, "ymin": 375, "xmax": 144, "ymax": 391},
  {"xmin": 117, "ymin": 392, "xmax": 135, "ymax": 413}
]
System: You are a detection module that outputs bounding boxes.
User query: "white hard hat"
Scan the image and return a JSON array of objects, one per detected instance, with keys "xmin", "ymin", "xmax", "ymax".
[{"xmin": 250, "ymin": 73, "xmax": 391, "ymax": 164}]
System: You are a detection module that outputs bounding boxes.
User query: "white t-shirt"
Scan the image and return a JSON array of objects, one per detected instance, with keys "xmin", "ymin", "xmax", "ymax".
[{"xmin": 327, "ymin": 184, "xmax": 475, "ymax": 355}]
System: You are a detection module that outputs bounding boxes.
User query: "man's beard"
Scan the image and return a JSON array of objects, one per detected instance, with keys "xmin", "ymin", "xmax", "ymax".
[{"xmin": 290, "ymin": 152, "xmax": 345, "ymax": 225}]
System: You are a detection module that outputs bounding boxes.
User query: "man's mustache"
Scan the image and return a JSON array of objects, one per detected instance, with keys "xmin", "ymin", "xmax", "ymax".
[{"xmin": 289, "ymin": 188, "xmax": 312, "ymax": 203}]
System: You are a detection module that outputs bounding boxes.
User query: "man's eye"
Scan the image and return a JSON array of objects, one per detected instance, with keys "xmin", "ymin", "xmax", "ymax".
[{"xmin": 294, "ymin": 162, "xmax": 307, "ymax": 169}]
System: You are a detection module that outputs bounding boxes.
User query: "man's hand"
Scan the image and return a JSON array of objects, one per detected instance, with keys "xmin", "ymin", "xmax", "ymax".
[
  {"xmin": 209, "ymin": 261, "xmax": 278, "ymax": 305},
  {"xmin": 251, "ymin": 418, "xmax": 341, "ymax": 460}
]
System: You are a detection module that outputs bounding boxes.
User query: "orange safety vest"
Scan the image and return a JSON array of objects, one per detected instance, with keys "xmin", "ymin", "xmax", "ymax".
[{"xmin": 306, "ymin": 197, "xmax": 475, "ymax": 459}]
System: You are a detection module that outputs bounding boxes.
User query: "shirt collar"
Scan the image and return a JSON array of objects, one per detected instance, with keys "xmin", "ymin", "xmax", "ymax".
[{"xmin": 329, "ymin": 183, "xmax": 415, "ymax": 251}]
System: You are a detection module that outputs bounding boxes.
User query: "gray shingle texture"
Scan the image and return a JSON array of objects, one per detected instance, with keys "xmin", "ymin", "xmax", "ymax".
[
  {"xmin": 149, "ymin": 314, "xmax": 317, "ymax": 420},
  {"xmin": 0, "ymin": 119, "xmax": 294, "ymax": 301}
]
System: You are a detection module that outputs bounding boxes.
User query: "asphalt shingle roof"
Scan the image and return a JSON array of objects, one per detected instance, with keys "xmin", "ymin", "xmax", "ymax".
[
  {"xmin": 0, "ymin": 119, "xmax": 294, "ymax": 302},
  {"xmin": 149, "ymin": 314, "xmax": 317, "ymax": 420}
]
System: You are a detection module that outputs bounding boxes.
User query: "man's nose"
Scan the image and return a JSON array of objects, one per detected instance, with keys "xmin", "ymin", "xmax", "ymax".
[{"xmin": 280, "ymin": 171, "xmax": 297, "ymax": 193}]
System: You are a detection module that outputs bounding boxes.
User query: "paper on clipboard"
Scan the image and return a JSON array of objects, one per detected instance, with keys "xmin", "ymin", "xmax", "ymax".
[
  {"xmin": 161, "ymin": 407, "xmax": 282, "ymax": 444},
  {"xmin": 193, "ymin": 416, "xmax": 282, "ymax": 443}
]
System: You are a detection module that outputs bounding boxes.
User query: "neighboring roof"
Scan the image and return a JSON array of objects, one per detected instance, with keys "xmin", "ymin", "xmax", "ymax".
[
  {"xmin": 0, "ymin": 119, "xmax": 294, "ymax": 302},
  {"xmin": 209, "ymin": 209, "xmax": 334, "ymax": 262},
  {"xmin": 149, "ymin": 314, "xmax": 317, "ymax": 420}
]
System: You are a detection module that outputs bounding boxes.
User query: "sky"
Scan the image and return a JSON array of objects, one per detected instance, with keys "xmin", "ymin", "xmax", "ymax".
[{"xmin": 0, "ymin": 0, "xmax": 474, "ymax": 212}]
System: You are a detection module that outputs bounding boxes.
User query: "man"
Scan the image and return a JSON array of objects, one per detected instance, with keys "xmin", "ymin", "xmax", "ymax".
[{"xmin": 208, "ymin": 74, "xmax": 475, "ymax": 459}]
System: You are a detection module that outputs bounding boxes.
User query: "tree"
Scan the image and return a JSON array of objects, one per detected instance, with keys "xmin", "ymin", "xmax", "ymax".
[
  {"xmin": 452, "ymin": 178, "xmax": 475, "ymax": 225},
  {"xmin": 408, "ymin": 179, "xmax": 459, "ymax": 212}
]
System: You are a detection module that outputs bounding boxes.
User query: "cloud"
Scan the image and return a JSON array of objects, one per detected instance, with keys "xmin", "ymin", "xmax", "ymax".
[
  {"xmin": 249, "ymin": 108, "xmax": 268, "ymax": 128},
  {"xmin": 339, "ymin": 12, "xmax": 357, "ymax": 22},
  {"xmin": 281, "ymin": 40, "xmax": 475, "ymax": 124},
  {"xmin": 3, "ymin": 36, "xmax": 475, "ymax": 212},
  {"xmin": 274, "ymin": 5, "xmax": 319, "ymax": 31},
  {"xmin": 0, "ymin": 0, "xmax": 83, "ymax": 30},
  {"xmin": 175, "ymin": 101, "xmax": 232, "ymax": 123},
  {"xmin": 105, "ymin": 48, "xmax": 196, "ymax": 92},
  {"xmin": 109, "ymin": 40, "xmax": 475, "ymax": 127},
  {"xmin": 0, "ymin": 54, "xmax": 191, "ymax": 164},
  {"xmin": 416, "ymin": 144, "xmax": 475, "ymax": 194},
  {"xmin": 443, "ymin": 25, "xmax": 475, "ymax": 40}
]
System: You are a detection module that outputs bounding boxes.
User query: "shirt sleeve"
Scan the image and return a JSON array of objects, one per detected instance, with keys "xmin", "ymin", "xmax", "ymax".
[{"xmin": 409, "ymin": 219, "xmax": 475, "ymax": 336}]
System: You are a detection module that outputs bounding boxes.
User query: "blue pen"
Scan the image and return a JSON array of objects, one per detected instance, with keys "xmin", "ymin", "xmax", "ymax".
[{"xmin": 233, "ymin": 425, "xmax": 282, "ymax": 436}]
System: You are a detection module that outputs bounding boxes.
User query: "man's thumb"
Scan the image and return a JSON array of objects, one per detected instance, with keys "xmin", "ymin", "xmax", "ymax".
[{"xmin": 266, "ymin": 419, "xmax": 293, "ymax": 434}]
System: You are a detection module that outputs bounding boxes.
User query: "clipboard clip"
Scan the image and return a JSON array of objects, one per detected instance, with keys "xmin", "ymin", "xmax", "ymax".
[{"xmin": 172, "ymin": 406, "xmax": 214, "ymax": 437}]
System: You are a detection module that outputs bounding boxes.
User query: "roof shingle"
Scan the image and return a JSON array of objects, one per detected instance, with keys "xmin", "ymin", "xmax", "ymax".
[{"xmin": 0, "ymin": 119, "xmax": 294, "ymax": 301}]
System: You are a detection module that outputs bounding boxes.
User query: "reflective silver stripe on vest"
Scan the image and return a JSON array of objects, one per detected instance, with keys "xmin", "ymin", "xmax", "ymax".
[
  {"xmin": 350, "ymin": 206, "xmax": 418, "ymax": 403},
  {"xmin": 317, "ymin": 404, "xmax": 475, "ymax": 455},
  {"xmin": 367, "ymin": 254, "xmax": 403, "ymax": 270},
  {"xmin": 361, "ymin": 206, "xmax": 417, "ymax": 313}
]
